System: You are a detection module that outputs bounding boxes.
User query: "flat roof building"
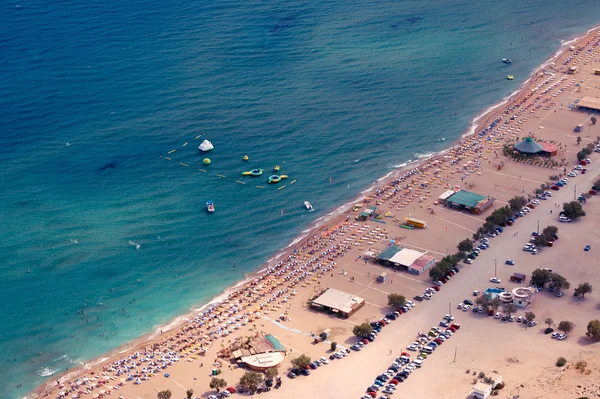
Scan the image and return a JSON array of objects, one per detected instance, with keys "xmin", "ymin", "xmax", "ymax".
[
  {"xmin": 472, "ymin": 382, "xmax": 492, "ymax": 399},
  {"xmin": 446, "ymin": 190, "xmax": 494, "ymax": 214},
  {"xmin": 408, "ymin": 254, "xmax": 437, "ymax": 275},
  {"xmin": 310, "ymin": 288, "xmax": 365, "ymax": 318},
  {"xmin": 577, "ymin": 96, "xmax": 600, "ymax": 111}
]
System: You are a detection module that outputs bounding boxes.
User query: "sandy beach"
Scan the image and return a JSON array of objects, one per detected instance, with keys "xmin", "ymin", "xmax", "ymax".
[{"xmin": 32, "ymin": 26, "xmax": 600, "ymax": 399}]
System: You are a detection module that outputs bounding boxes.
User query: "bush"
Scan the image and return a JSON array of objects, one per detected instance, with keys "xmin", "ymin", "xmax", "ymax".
[
  {"xmin": 556, "ymin": 357, "xmax": 567, "ymax": 367},
  {"xmin": 495, "ymin": 382, "xmax": 505, "ymax": 390},
  {"xmin": 330, "ymin": 342, "xmax": 337, "ymax": 351},
  {"xmin": 478, "ymin": 372, "xmax": 486, "ymax": 378},
  {"xmin": 575, "ymin": 360, "xmax": 587, "ymax": 371}
]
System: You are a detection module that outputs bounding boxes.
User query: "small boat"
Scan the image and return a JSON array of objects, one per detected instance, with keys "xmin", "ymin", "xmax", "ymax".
[
  {"xmin": 507, "ymin": 75, "xmax": 514, "ymax": 80},
  {"xmin": 304, "ymin": 201, "xmax": 313, "ymax": 211},
  {"xmin": 274, "ymin": 165, "xmax": 280, "ymax": 172},
  {"xmin": 268, "ymin": 174, "xmax": 288, "ymax": 184},
  {"xmin": 203, "ymin": 158, "xmax": 211, "ymax": 164},
  {"xmin": 198, "ymin": 140, "xmax": 214, "ymax": 152},
  {"xmin": 206, "ymin": 200, "xmax": 215, "ymax": 213},
  {"xmin": 241, "ymin": 169, "xmax": 264, "ymax": 176},
  {"xmin": 243, "ymin": 155, "xmax": 249, "ymax": 161},
  {"xmin": 502, "ymin": 58, "xmax": 512, "ymax": 64}
]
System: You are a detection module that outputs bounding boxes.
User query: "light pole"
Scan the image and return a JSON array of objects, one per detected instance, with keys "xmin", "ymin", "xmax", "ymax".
[
  {"xmin": 449, "ymin": 302, "xmax": 452, "ymax": 317},
  {"xmin": 494, "ymin": 259, "xmax": 497, "ymax": 277}
]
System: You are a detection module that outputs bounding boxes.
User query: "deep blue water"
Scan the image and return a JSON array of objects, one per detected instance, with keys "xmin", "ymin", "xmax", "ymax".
[{"xmin": 2, "ymin": 0, "xmax": 600, "ymax": 397}]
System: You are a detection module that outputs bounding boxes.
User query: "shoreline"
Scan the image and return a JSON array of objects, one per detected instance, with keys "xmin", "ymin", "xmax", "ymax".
[{"xmin": 28, "ymin": 24, "xmax": 600, "ymax": 399}]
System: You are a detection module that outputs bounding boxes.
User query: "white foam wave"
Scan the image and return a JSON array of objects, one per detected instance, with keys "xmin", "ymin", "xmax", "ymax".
[
  {"xmin": 128, "ymin": 240, "xmax": 141, "ymax": 250},
  {"xmin": 53, "ymin": 354, "xmax": 68, "ymax": 362},
  {"xmin": 37, "ymin": 367, "xmax": 60, "ymax": 377}
]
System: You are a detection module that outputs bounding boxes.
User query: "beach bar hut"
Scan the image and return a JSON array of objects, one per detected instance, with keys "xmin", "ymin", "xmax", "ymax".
[
  {"xmin": 310, "ymin": 288, "xmax": 365, "ymax": 318},
  {"xmin": 446, "ymin": 190, "xmax": 494, "ymax": 214},
  {"xmin": 513, "ymin": 137, "xmax": 544, "ymax": 154}
]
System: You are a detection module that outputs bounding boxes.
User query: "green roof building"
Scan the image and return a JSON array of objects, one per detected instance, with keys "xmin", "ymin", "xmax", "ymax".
[{"xmin": 446, "ymin": 190, "xmax": 494, "ymax": 214}]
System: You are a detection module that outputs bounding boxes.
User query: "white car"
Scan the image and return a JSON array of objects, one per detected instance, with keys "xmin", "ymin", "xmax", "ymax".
[
  {"xmin": 406, "ymin": 344, "xmax": 420, "ymax": 351},
  {"xmin": 490, "ymin": 277, "xmax": 501, "ymax": 283},
  {"xmin": 557, "ymin": 334, "xmax": 567, "ymax": 340},
  {"xmin": 444, "ymin": 314, "xmax": 455, "ymax": 321},
  {"xmin": 319, "ymin": 356, "xmax": 329, "ymax": 364},
  {"xmin": 531, "ymin": 248, "xmax": 539, "ymax": 255},
  {"xmin": 457, "ymin": 303, "xmax": 464, "ymax": 309},
  {"xmin": 462, "ymin": 305, "xmax": 471, "ymax": 311},
  {"xmin": 559, "ymin": 216, "xmax": 571, "ymax": 223},
  {"xmin": 220, "ymin": 391, "xmax": 231, "ymax": 398},
  {"xmin": 494, "ymin": 312, "xmax": 501, "ymax": 319}
]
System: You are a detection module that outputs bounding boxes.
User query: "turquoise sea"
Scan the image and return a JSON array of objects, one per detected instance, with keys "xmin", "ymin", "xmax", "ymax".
[{"xmin": 2, "ymin": 0, "xmax": 600, "ymax": 397}]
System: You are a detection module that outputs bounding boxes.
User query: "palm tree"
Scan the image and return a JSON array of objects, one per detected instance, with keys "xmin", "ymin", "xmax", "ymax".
[
  {"xmin": 186, "ymin": 389, "xmax": 194, "ymax": 399},
  {"xmin": 157, "ymin": 390, "xmax": 172, "ymax": 399}
]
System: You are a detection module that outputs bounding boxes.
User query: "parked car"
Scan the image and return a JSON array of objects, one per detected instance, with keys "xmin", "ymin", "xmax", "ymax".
[
  {"xmin": 505, "ymin": 259, "xmax": 515, "ymax": 265},
  {"xmin": 473, "ymin": 290, "xmax": 480, "ymax": 296},
  {"xmin": 585, "ymin": 245, "xmax": 591, "ymax": 251},
  {"xmin": 544, "ymin": 327, "xmax": 554, "ymax": 334},
  {"xmin": 490, "ymin": 277, "xmax": 501, "ymax": 283}
]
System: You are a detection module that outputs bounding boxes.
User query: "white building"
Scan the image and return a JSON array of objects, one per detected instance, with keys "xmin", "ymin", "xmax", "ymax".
[{"xmin": 472, "ymin": 382, "xmax": 492, "ymax": 399}]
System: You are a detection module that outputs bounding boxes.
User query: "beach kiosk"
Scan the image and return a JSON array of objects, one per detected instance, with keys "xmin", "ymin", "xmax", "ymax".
[
  {"xmin": 405, "ymin": 217, "xmax": 427, "ymax": 229},
  {"xmin": 574, "ymin": 124, "xmax": 583, "ymax": 133}
]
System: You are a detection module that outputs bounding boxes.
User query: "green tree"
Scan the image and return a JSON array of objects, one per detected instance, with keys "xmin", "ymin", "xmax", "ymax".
[
  {"xmin": 575, "ymin": 282, "xmax": 593, "ymax": 298},
  {"xmin": 509, "ymin": 196, "xmax": 528, "ymax": 212},
  {"xmin": 577, "ymin": 149, "xmax": 587, "ymax": 161},
  {"xmin": 291, "ymin": 354, "xmax": 312, "ymax": 369},
  {"xmin": 352, "ymin": 322, "xmax": 373, "ymax": 338},
  {"xmin": 558, "ymin": 320, "xmax": 574, "ymax": 334},
  {"xmin": 186, "ymin": 389, "xmax": 194, "ymax": 399},
  {"xmin": 475, "ymin": 293, "xmax": 492, "ymax": 309},
  {"xmin": 577, "ymin": 136, "xmax": 582, "ymax": 145},
  {"xmin": 489, "ymin": 297, "xmax": 501, "ymax": 311},
  {"xmin": 562, "ymin": 201, "xmax": 586, "ymax": 220},
  {"xmin": 586, "ymin": 320, "xmax": 600, "ymax": 340},
  {"xmin": 550, "ymin": 273, "xmax": 570, "ymax": 292},
  {"xmin": 533, "ymin": 235, "xmax": 548, "ymax": 247},
  {"xmin": 209, "ymin": 377, "xmax": 227, "ymax": 393},
  {"xmin": 593, "ymin": 178, "xmax": 600, "ymax": 191},
  {"xmin": 239, "ymin": 372, "xmax": 263, "ymax": 391},
  {"xmin": 457, "ymin": 238, "xmax": 474, "ymax": 253},
  {"xmin": 531, "ymin": 269, "xmax": 552, "ymax": 288},
  {"xmin": 542, "ymin": 225, "xmax": 558, "ymax": 236},
  {"xmin": 388, "ymin": 293, "xmax": 407, "ymax": 310},
  {"xmin": 157, "ymin": 391, "xmax": 172, "ymax": 399},
  {"xmin": 265, "ymin": 367, "xmax": 279, "ymax": 380},
  {"xmin": 591, "ymin": 116, "xmax": 597, "ymax": 125},
  {"xmin": 330, "ymin": 341, "xmax": 337, "ymax": 351},
  {"xmin": 545, "ymin": 317, "xmax": 554, "ymax": 327},
  {"xmin": 525, "ymin": 312, "xmax": 536, "ymax": 326},
  {"xmin": 429, "ymin": 266, "xmax": 446, "ymax": 281},
  {"xmin": 505, "ymin": 303, "xmax": 517, "ymax": 317}
]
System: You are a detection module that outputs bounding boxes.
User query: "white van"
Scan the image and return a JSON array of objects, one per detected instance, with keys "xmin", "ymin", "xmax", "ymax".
[
  {"xmin": 413, "ymin": 359, "xmax": 423, "ymax": 368},
  {"xmin": 421, "ymin": 347, "xmax": 433, "ymax": 354}
]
